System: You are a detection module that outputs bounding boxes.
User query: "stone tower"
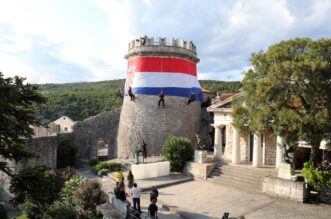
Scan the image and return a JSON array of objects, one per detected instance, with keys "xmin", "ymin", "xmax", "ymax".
[{"xmin": 116, "ymin": 36, "xmax": 202, "ymax": 158}]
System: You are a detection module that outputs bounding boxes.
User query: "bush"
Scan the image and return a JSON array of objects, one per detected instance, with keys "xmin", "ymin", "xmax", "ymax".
[
  {"xmin": 89, "ymin": 158, "xmax": 98, "ymax": 167},
  {"xmin": 97, "ymin": 169, "xmax": 110, "ymax": 176},
  {"xmin": 44, "ymin": 201, "xmax": 76, "ymax": 219},
  {"xmin": 19, "ymin": 199, "xmax": 44, "ymax": 219},
  {"xmin": 162, "ymin": 136, "xmax": 194, "ymax": 172},
  {"xmin": 0, "ymin": 203, "xmax": 8, "ymax": 219},
  {"xmin": 9, "ymin": 166, "xmax": 62, "ymax": 211},
  {"xmin": 70, "ymin": 180, "xmax": 105, "ymax": 218},
  {"xmin": 302, "ymin": 162, "xmax": 331, "ymax": 192},
  {"xmin": 95, "ymin": 162, "xmax": 121, "ymax": 173},
  {"xmin": 60, "ymin": 174, "xmax": 85, "ymax": 200},
  {"xmin": 57, "ymin": 140, "xmax": 78, "ymax": 168}
]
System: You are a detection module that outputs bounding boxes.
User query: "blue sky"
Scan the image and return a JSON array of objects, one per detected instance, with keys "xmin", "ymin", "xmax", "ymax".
[{"xmin": 1, "ymin": 0, "xmax": 331, "ymax": 84}]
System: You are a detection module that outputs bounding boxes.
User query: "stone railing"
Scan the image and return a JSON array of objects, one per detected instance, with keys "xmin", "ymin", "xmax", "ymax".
[
  {"xmin": 262, "ymin": 176, "xmax": 309, "ymax": 202},
  {"xmin": 128, "ymin": 36, "xmax": 197, "ymax": 52}
]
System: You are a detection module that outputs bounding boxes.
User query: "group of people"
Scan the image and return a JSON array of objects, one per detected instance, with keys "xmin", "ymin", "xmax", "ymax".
[
  {"xmin": 117, "ymin": 86, "xmax": 197, "ymax": 106},
  {"xmin": 114, "ymin": 169, "xmax": 159, "ymax": 218}
]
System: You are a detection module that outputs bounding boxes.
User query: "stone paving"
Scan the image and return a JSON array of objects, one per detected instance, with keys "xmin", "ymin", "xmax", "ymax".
[
  {"xmin": 156, "ymin": 180, "xmax": 331, "ymax": 219},
  {"xmin": 77, "ymin": 168, "xmax": 331, "ymax": 219}
]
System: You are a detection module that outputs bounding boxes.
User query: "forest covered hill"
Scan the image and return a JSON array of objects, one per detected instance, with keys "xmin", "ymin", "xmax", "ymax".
[{"xmin": 37, "ymin": 79, "xmax": 241, "ymax": 121}]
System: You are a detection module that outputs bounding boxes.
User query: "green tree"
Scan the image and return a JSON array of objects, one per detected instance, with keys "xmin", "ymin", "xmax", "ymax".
[
  {"xmin": 233, "ymin": 38, "xmax": 331, "ymax": 165},
  {"xmin": 0, "ymin": 73, "xmax": 45, "ymax": 177}
]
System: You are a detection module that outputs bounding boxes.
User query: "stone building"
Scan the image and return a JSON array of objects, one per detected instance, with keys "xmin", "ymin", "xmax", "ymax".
[
  {"xmin": 207, "ymin": 92, "xmax": 284, "ymax": 167},
  {"xmin": 53, "ymin": 116, "xmax": 76, "ymax": 133},
  {"xmin": 116, "ymin": 36, "xmax": 202, "ymax": 158}
]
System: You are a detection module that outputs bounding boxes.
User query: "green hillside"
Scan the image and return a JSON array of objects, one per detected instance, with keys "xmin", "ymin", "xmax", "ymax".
[{"xmin": 37, "ymin": 79, "xmax": 241, "ymax": 121}]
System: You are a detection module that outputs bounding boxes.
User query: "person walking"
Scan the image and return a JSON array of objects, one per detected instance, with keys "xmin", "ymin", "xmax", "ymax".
[
  {"xmin": 148, "ymin": 198, "xmax": 158, "ymax": 219},
  {"xmin": 131, "ymin": 183, "xmax": 141, "ymax": 213},
  {"xmin": 127, "ymin": 170, "xmax": 134, "ymax": 195}
]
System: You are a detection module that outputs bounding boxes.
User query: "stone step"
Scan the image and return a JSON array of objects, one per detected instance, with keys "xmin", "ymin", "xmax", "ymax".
[
  {"xmin": 220, "ymin": 166, "xmax": 274, "ymax": 176},
  {"xmin": 208, "ymin": 178, "xmax": 261, "ymax": 193},
  {"xmin": 207, "ymin": 165, "xmax": 275, "ymax": 193},
  {"xmin": 213, "ymin": 173, "xmax": 263, "ymax": 186}
]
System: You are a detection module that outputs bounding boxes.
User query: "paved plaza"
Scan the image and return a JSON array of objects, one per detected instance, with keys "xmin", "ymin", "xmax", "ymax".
[
  {"xmin": 155, "ymin": 181, "xmax": 331, "ymax": 219},
  {"xmin": 77, "ymin": 168, "xmax": 331, "ymax": 219}
]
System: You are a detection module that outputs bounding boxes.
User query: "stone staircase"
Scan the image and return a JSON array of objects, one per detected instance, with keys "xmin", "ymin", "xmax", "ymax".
[{"xmin": 207, "ymin": 164, "xmax": 276, "ymax": 193}]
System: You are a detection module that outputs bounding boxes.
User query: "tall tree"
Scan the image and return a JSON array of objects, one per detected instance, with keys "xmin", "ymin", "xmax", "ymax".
[
  {"xmin": 233, "ymin": 38, "xmax": 331, "ymax": 164},
  {"xmin": 0, "ymin": 73, "xmax": 45, "ymax": 177}
]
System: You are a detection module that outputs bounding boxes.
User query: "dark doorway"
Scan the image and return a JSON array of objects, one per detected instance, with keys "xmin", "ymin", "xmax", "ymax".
[
  {"xmin": 222, "ymin": 126, "xmax": 226, "ymax": 153},
  {"xmin": 249, "ymin": 133, "xmax": 254, "ymax": 161}
]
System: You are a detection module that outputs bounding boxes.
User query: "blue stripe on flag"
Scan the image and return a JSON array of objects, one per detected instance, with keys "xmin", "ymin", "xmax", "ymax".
[{"xmin": 127, "ymin": 87, "xmax": 203, "ymax": 102}]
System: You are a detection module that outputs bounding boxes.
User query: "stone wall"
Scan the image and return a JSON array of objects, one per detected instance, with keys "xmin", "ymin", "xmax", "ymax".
[
  {"xmin": 0, "ymin": 135, "xmax": 67, "ymax": 204},
  {"xmin": 117, "ymin": 95, "xmax": 201, "ymax": 158},
  {"xmin": 262, "ymin": 176, "xmax": 308, "ymax": 202},
  {"xmin": 72, "ymin": 109, "xmax": 121, "ymax": 161}
]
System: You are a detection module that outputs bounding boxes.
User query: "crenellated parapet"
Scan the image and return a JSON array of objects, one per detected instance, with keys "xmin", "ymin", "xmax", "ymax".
[{"xmin": 125, "ymin": 36, "xmax": 199, "ymax": 63}]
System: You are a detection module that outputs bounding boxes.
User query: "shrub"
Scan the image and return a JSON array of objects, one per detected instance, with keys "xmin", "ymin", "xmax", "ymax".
[
  {"xmin": 44, "ymin": 201, "xmax": 76, "ymax": 219},
  {"xmin": 9, "ymin": 166, "xmax": 62, "ymax": 211},
  {"xmin": 97, "ymin": 169, "xmax": 110, "ymax": 176},
  {"xmin": 57, "ymin": 140, "xmax": 78, "ymax": 168},
  {"xmin": 19, "ymin": 199, "xmax": 43, "ymax": 219},
  {"xmin": 60, "ymin": 174, "xmax": 85, "ymax": 200},
  {"xmin": 162, "ymin": 136, "xmax": 194, "ymax": 172},
  {"xmin": 0, "ymin": 202, "xmax": 8, "ymax": 219},
  {"xmin": 302, "ymin": 162, "xmax": 331, "ymax": 192},
  {"xmin": 95, "ymin": 161, "xmax": 121, "ymax": 173},
  {"xmin": 71, "ymin": 180, "xmax": 105, "ymax": 218},
  {"xmin": 89, "ymin": 158, "xmax": 98, "ymax": 167}
]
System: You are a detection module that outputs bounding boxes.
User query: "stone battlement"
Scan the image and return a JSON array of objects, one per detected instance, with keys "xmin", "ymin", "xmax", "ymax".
[{"xmin": 125, "ymin": 36, "xmax": 199, "ymax": 63}]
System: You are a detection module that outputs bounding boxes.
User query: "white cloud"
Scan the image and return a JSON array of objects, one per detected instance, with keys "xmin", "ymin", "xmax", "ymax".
[{"xmin": 1, "ymin": 0, "xmax": 331, "ymax": 83}]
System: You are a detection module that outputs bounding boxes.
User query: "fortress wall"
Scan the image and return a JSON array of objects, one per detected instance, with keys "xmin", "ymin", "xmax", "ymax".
[
  {"xmin": 72, "ymin": 109, "xmax": 121, "ymax": 160},
  {"xmin": 117, "ymin": 95, "xmax": 201, "ymax": 158}
]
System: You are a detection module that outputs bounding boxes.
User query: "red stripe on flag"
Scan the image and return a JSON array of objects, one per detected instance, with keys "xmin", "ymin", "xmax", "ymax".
[{"xmin": 127, "ymin": 57, "xmax": 197, "ymax": 76}]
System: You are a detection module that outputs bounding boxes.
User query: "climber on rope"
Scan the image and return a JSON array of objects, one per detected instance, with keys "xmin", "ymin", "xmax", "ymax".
[
  {"xmin": 128, "ymin": 86, "xmax": 135, "ymax": 101},
  {"xmin": 187, "ymin": 92, "xmax": 196, "ymax": 105},
  {"xmin": 158, "ymin": 90, "xmax": 165, "ymax": 108},
  {"xmin": 117, "ymin": 87, "xmax": 123, "ymax": 99}
]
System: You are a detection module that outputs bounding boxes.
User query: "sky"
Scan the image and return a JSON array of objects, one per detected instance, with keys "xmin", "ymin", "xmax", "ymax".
[{"xmin": 1, "ymin": 0, "xmax": 331, "ymax": 84}]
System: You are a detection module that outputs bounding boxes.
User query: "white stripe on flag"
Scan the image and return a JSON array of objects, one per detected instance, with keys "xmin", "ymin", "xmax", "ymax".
[{"xmin": 131, "ymin": 72, "xmax": 201, "ymax": 88}]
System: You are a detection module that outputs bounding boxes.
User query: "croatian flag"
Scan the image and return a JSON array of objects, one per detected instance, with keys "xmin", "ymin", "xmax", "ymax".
[{"xmin": 125, "ymin": 57, "xmax": 203, "ymax": 101}]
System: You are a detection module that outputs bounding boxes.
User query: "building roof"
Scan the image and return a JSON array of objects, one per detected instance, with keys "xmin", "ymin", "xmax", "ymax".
[
  {"xmin": 201, "ymin": 88, "xmax": 215, "ymax": 94},
  {"xmin": 217, "ymin": 92, "xmax": 236, "ymax": 101}
]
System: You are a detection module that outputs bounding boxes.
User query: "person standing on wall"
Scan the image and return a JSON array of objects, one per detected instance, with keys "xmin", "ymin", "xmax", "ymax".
[
  {"xmin": 128, "ymin": 86, "xmax": 135, "ymax": 101},
  {"xmin": 131, "ymin": 183, "xmax": 141, "ymax": 213},
  {"xmin": 187, "ymin": 92, "xmax": 196, "ymax": 105},
  {"xmin": 141, "ymin": 140, "xmax": 147, "ymax": 158},
  {"xmin": 158, "ymin": 90, "xmax": 165, "ymax": 108}
]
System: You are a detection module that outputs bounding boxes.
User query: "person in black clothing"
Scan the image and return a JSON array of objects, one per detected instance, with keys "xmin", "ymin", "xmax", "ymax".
[
  {"xmin": 118, "ymin": 186, "xmax": 127, "ymax": 201},
  {"xmin": 141, "ymin": 140, "xmax": 147, "ymax": 159},
  {"xmin": 158, "ymin": 90, "xmax": 165, "ymax": 108},
  {"xmin": 150, "ymin": 186, "xmax": 159, "ymax": 201},
  {"xmin": 148, "ymin": 198, "xmax": 158, "ymax": 219},
  {"xmin": 117, "ymin": 87, "xmax": 123, "ymax": 98},
  {"xmin": 128, "ymin": 86, "xmax": 135, "ymax": 101},
  {"xmin": 114, "ymin": 185, "xmax": 120, "ymax": 199},
  {"xmin": 187, "ymin": 92, "xmax": 196, "ymax": 105}
]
